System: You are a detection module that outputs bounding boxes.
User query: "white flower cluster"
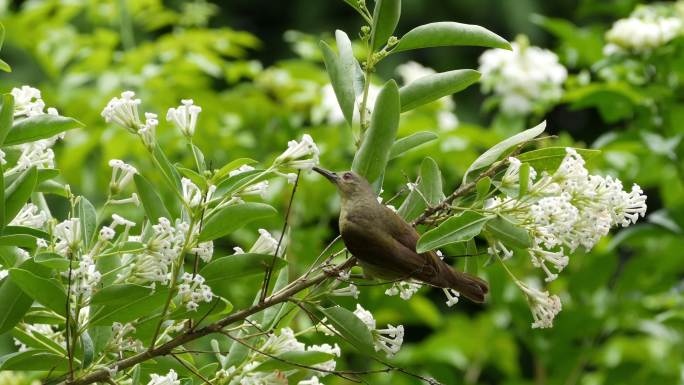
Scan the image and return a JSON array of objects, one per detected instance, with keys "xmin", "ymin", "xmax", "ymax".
[
  {"xmin": 181, "ymin": 177, "xmax": 216, "ymax": 208},
  {"xmin": 166, "ymin": 99, "xmax": 202, "ymax": 137},
  {"xmin": 605, "ymin": 5, "xmax": 683, "ymax": 54},
  {"xmin": 273, "ymin": 134, "xmax": 320, "ymax": 171},
  {"xmin": 385, "ymin": 280, "xmax": 422, "ymax": 300},
  {"xmin": 9, "ymin": 203, "xmax": 48, "ymax": 229},
  {"xmin": 486, "ymin": 148, "xmax": 647, "ymax": 327},
  {"xmin": 478, "ymin": 40, "xmax": 567, "ymax": 116},
  {"xmin": 233, "ymin": 228, "xmax": 287, "ymax": 256},
  {"xmin": 147, "ymin": 369, "xmax": 180, "ymax": 385},
  {"xmin": 177, "ymin": 272, "xmax": 213, "ymax": 311},
  {"xmin": 109, "ymin": 322, "xmax": 143, "ymax": 353},
  {"xmin": 11, "ymin": 85, "xmax": 59, "ymax": 117},
  {"xmin": 353, "ymin": 304, "xmax": 404, "ymax": 356},
  {"xmin": 108, "ymin": 159, "xmax": 138, "ymax": 194}
]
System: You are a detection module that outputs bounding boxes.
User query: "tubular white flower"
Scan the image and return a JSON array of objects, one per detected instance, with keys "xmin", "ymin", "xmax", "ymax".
[
  {"xmin": 108, "ymin": 159, "xmax": 138, "ymax": 194},
  {"xmin": 249, "ymin": 228, "xmax": 285, "ymax": 256},
  {"xmin": 101, "ymin": 91, "xmax": 142, "ymax": 132},
  {"xmin": 261, "ymin": 327, "xmax": 305, "ymax": 355},
  {"xmin": 6, "ymin": 141, "xmax": 55, "ymax": 175},
  {"xmin": 191, "ymin": 241, "xmax": 214, "ymax": 263},
  {"xmin": 63, "ymin": 256, "xmax": 101, "ymax": 298},
  {"xmin": 110, "ymin": 322, "xmax": 143, "ymax": 352},
  {"xmin": 147, "ymin": 369, "xmax": 180, "ymax": 385},
  {"xmin": 228, "ymin": 164, "xmax": 255, "ymax": 177},
  {"xmin": 177, "ymin": 273, "xmax": 213, "ymax": 311},
  {"xmin": 112, "ymin": 214, "xmax": 136, "ymax": 229},
  {"xmin": 515, "ymin": 281, "xmax": 562, "ymax": 329},
  {"xmin": 385, "ymin": 280, "xmax": 422, "ymax": 300},
  {"xmin": 307, "ymin": 343, "xmax": 340, "ymax": 375},
  {"xmin": 54, "ymin": 218, "xmax": 81, "ymax": 255},
  {"xmin": 139, "ymin": 112, "xmax": 158, "ymax": 149},
  {"xmin": 9, "ymin": 203, "xmax": 48, "ymax": 229},
  {"xmin": 181, "ymin": 177, "xmax": 203, "ymax": 208},
  {"xmin": 99, "ymin": 226, "xmax": 116, "ymax": 241},
  {"xmin": 332, "ymin": 283, "xmax": 359, "ymax": 299},
  {"xmin": 11, "ymin": 85, "xmax": 56, "ymax": 117},
  {"xmin": 529, "ymin": 247, "xmax": 568, "ymax": 282},
  {"xmin": 606, "ymin": 8, "xmax": 682, "ymax": 53},
  {"xmin": 353, "ymin": 304, "xmax": 405, "ymax": 357},
  {"xmin": 273, "ymin": 134, "xmax": 320, "ymax": 171},
  {"xmin": 240, "ymin": 180, "xmax": 269, "ymax": 198},
  {"xmin": 166, "ymin": 99, "xmax": 202, "ymax": 137},
  {"xmin": 443, "ymin": 288, "xmax": 461, "ymax": 307},
  {"xmin": 298, "ymin": 376, "xmax": 323, "ymax": 385}
]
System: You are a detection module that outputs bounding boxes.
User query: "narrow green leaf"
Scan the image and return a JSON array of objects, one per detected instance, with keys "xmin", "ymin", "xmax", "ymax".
[
  {"xmin": 0, "ymin": 276, "xmax": 33, "ymax": 334},
  {"xmin": 0, "ymin": 94, "xmax": 15, "ymax": 145},
  {"xmin": 214, "ymin": 169, "xmax": 273, "ymax": 197},
  {"xmin": 81, "ymin": 330, "xmax": 95, "ymax": 369},
  {"xmin": 475, "ymin": 177, "xmax": 491, "ymax": 202},
  {"xmin": 0, "ymin": 350, "xmax": 69, "ymax": 371},
  {"xmin": 518, "ymin": 163, "xmax": 530, "ymax": 198},
  {"xmin": 34, "ymin": 252, "xmax": 74, "ymax": 270},
  {"xmin": 9, "ymin": 268, "xmax": 67, "ymax": 316},
  {"xmin": 419, "ymin": 157, "xmax": 445, "ymax": 206},
  {"xmin": 389, "ymin": 131, "xmax": 438, "ymax": 160},
  {"xmin": 134, "ymin": 174, "xmax": 171, "ymax": 222},
  {"xmin": 0, "ymin": 59, "xmax": 9, "ymax": 72},
  {"xmin": 176, "ymin": 166, "xmax": 207, "ymax": 190},
  {"xmin": 199, "ymin": 203, "xmax": 277, "ymax": 242},
  {"xmin": 394, "ymin": 21, "xmax": 511, "ymax": 52},
  {"xmin": 4, "ymin": 115, "xmax": 83, "ymax": 146},
  {"xmin": 417, "ymin": 212, "xmax": 491, "ymax": 253},
  {"xmin": 3, "ymin": 226, "xmax": 49, "ymax": 240},
  {"xmin": 0, "ymin": 234, "xmax": 36, "ymax": 248},
  {"xmin": 463, "ymin": 121, "xmax": 546, "ymax": 183},
  {"xmin": 463, "ymin": 239, "xmax": 479, "ymax": 275},
  {"xmin": 485, "ymin": 215, "xmax": 531, "ymax": 249},
  {"xmin": 352, "ymin": 79, "xmax": 400, "ymax": 185},
  {"xmin": 399, "ymin": 69, "xmax": 480, "ymax": 112},
  {"xmin": 253, "ymin": 351, "xmax": 335, "ymax": 372},
  {"xmin": 320, "ymin": 306, "xmax": 376, "ymax": 355},
  {"xmin": 12, "ymin": 327, "xmax": 66, "ymax": 355},
  {"xmin": 371, "ymin": 0, "xmax": 401, "ymax": 50},
  {"xmin": 320, "ymin": 30, "xmax": 358, "ymax": 127},
  {"xmin": 0, "ymin": 162, "xmax": 4, "ymax": 231},
  {"xmin": 90, "ymin": 285, "xmax": 169, "ymax": 325},
  {"xmin": 189, "ymin": 142, "xmax": 206, "ymax": 173},
  {"xmin": 517, "ymin": 147, "xmax": 601, "ymax": 172},
  {"xmin": 152, "ymin": 145, "xmax": 182, "ymax": 205},
  {"xmin": 211, "ymin": 158, "xmax": 257, "ymax": 184},
  {"xmin": 76, "ymin": 196, "xmax": 97, "ymax": 249},
  {"xmin": 4, "ymin": 167, "xmax": 37, "ymax": 224},
  {"xmin": 200, "ymin": 253, "xmax": 287, "ymax": 298}
]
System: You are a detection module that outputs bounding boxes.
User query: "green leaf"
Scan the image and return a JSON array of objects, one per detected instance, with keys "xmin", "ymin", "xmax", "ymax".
[
  {"xmin": 475, "ymin": 177, "xmax": 491, "ymax": 202},
  {"xmin": 253, "ymin": 351, "xmax": 336, "ymax": 372},
  {"xmin": 214, "ymin": 169, "xmax": 273, "ymax": 197},
  {"xmin": 517, "ymin": 147, "xmax": 601, "ymax": 172},
  {"xmin": 211, "ymin": 158, "xmax": 257, "ymax": 184},
  {"xmin": 0, "ymin": 59, "xmax": 10, "ymax": 73},
  {"xmin": 399, "ymin": 69, "xmax": 480, "ymax": 112},
  {"xmin": 134, "ymin": 174, "xmax": 171, "ymax": 222},
  {"xmin": 188, "ymin": 142, "xmax": 206, "ymax": 173},
  {"xmin": 77, "ymin": 196, "xmax": 97, "ymax": 249},
  {"xmin": 4, "ymin": 115, "xmax": 83, "ymax": 146},
  {"xmin": 152, "ymin": 145, "xmax": 182, "ymax": 204},
  {"xmin": 463, "ymin": 121, "xmax": 546, "ymax": 183},
  {"xmin": 81, "ymin": 330, "xmax": 95, "ymax": 369},
  {"xmin": 0, "ymin": 350, "xmax": 69, "ymax": 371},
  {"xmin": 199, "ymin": 203, "xmax": 277, "ymax": 242},
  {"xmin": 418, "ymin": 157, "xmax": 445, "ymax": 206},
  {"xmin": 0, "ymin": 276, "xmax": 33, "ymax": 334},
  {"xmin": 485, "ymin": 215, "xmax": 531, "ymax": 249},
  {"xmin": 34, "ymin": 252, "xmax": 74, "ymax": 270},
  {"xmin": 320, "ymin": 306, "xmax": 376, "ymax": 355},
  {"xmin": 417, "ymin": 212, "xmax": 491, "ymax": 253},
  {"xmin": 3, "ymin": 225, "xmax": 49, "ymax": 240},
  {"xmin": 4, "ymin": 166, "xmax": 37, "ymax": 224},
  {"xmin": 389, "ymin": 131, "xmax": 438, "ymax": 160},
  {"xmin": 518, "ymin": 163, "xmax": 530, "ymax": 198},
  {"xmin": 90, "ymin": 285, "xmax": 169, "ymax": 325},
  {"xmin": 9, "ymin": 268, "xmax": 67, "ymax": 316},
  {"xmin": 12, "ymin": 327, "xmax": 66, "ymax": 355},
  {"xmin": 320, "ymin": 30, "xmax": 358, "ymax": 127},
  {"xmin": 176, "ymin": 166, "xmax": 207, "ymax": 190},
  {"xmin": 371, "ymin": 0, "xmax": 401, "ymax": 50},
  {"xmin": 463, "ymin": 239, "xmax": 479, "ymax": 275},
  {"xmin": 0, "ymin": 94, "xmax": 15, "ymax": 145},
  {"xmin": 352, "ymin": 79, "xmax": 400, "ymax": 185},
  {"xmin": 0, "ymin": 234, "xmax": 36, "ymax": 248},
  {"xmin": 394, "ymin": 21, "xmax": 511, "ymax": 52},
  {"xmin": 199, "ymin": 253, "xmax": 287, "ymax": 298}
]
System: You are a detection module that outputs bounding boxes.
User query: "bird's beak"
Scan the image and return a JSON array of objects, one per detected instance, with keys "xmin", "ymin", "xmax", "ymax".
[{"xmin": 313, "ymin": 166, "xmax": 339, "ymax": 184}]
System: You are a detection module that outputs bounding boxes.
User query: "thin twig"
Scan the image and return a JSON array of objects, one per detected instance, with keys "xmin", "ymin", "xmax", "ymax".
[{"xmin": 171, "ymin": 353, "xmax": 213, "ymax": 385}]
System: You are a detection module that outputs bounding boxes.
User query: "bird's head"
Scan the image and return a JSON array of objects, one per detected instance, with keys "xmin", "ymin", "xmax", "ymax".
[{"xmin": 313, "ymin": 167, "xmax": 374, "ymax": 201}]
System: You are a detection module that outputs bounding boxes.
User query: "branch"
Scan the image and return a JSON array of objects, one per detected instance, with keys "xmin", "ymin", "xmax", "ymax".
[{"xmin": 60, "ymin": 257, "xmax": 357, "ymax": 385}]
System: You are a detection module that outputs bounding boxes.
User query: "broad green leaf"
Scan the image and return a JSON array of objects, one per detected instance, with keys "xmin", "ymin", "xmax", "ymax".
[
  {"xmin": 12, "ymin": 327, "xmax": 66, "ymax": 355},
  {"xmin": 211, "ymin": 158, "xmax": 257, "ymax": 184},
  {"xmin": 0, "ymin": 276, "xmax": 33, "ymax": 334},
  {"xmin": 463, "ymin": 239, "xmax": 479, "ymax": 275},
  {"xmin": 0, "ymin": 234, "xmax": 36, "ymax": 248},
  {"xmin": 0, "ymin": 162, "xmax": 4, "ymax": 231},
  {"xmin": 517, "ymin": 147, "xmax": 601, "ymax": 172},
  {"xmin": 389, "ymin": 131, "xmax": 438, "ymax": 160},
  {"xmin": 399, "ymin": 69, "xmax": 480, "ymax": 112},
  {"xmin": 200, "ymin": 203, "xmax": 277, "ymax": 242},
  {"xmin": 253, "ymin": 351, "xmax": 335, "ymax": 372},
  {"xmin": 134, "ymin": 174, "xmax": 171, "ymax": 222},
  {"xmin": 176, "ymin": 166, "xmax": 207, "ymax": 190},
  {"xmin": 9, "ymin": 268, "xmax": 67, "ymax": 316},
  {"xmin": 417, "ymin": 212, "xmax": 491, "ymax": 253},
  {"xmin": 475, "ymin": 177, "xmax": 491, "ymax": 202},
  {"xmin": 485, "ymin": 215, "xmax": 531, "ymax": 249},
  {"xmin": 4, "ymin": 166, "xmax": 37, "ymax": 224},
  {"xmin": 393, "ymin": 21, "xmax": 511, "ymax": 52},
  {"xmin": 4, "ymin": 115, "xmax": 83, "ymax": 146},
  {"xmin": 320, "ymin": 306, "xmax": 376, "ymax": 355},
  {"xmin": 81, "ymin": 330, "xmax": 95, "ymax": 369},
  {"xmin": 371, "ymin": 0, "xmax": 401, "ymax": 50},
  {"xmin": 77, "ymin": 196, "xmax": 97, "ymax": 249},
  {"xmin": 320, "ymin": 30, "xmax": 358, "ymax": 127},
  {"xmin": 463, "ymin": 121, "xmax": 546, "ymax": 183},
  {"xmin": 3, "ymin": 225, "xmax": 49, "ymax": 240},
  {"xmin": 34, "ymin": 252, "xmax": 74, "ymax": 270},
  {"xmin": 352, "ymin": 79, "xmax": 400, "ymax": 185},
  {"xmin": 518, "ymin": 163, "xmax": 530, "ymax": 198},
  {"xmin": 0, "ymin": 350, "xmax": 70, "ymax": 371},
  {"xmin": 199, "ymin": 253, "xmax": 287, "ymax": 298},
  {"xmin": 419, "ymin": 157, "xmax": 445, "ymax": 206},
  {"xmin": 90, "ymin": 285, "xmax": 169, "ymax": 325},
  {"xmin": 0, "ymin": 93, "xmax": 15, "ymax": 145}
]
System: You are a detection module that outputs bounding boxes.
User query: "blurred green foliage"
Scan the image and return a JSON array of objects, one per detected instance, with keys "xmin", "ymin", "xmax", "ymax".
[{"xmin": 1, "ymin": 0, "xmax": 683, "ymax": 384}]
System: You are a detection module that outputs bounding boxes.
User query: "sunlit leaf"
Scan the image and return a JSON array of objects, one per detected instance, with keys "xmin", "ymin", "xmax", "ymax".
[
  {"xmin": 399, "ymin": 69, "xmax": 480, "ymax": 112},
  {"xmin": 394, "ymin": 21, "xmax": 511, "ymax": 52}
]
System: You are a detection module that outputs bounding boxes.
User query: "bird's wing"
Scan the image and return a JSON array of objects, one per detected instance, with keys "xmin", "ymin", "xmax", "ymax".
[{"xmin": 380, "ymin": 205, "xmax": 445, "ymax": 266}]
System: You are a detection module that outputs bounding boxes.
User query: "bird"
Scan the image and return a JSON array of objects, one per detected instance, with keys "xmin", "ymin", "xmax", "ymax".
[{"xmin": 313, "ymin": 166, "xmax": 489, "ymax": 303}]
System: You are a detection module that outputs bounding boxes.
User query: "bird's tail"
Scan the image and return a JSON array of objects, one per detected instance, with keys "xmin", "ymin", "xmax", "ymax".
[{"xmin": 443, "ymin": 268, "xmax": 489, "ymax": 303}]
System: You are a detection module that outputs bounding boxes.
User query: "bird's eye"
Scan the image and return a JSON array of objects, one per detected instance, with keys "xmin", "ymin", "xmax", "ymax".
[{"xmin": 343, "ymin": 172, "xmax": 353, "ymax": 180}]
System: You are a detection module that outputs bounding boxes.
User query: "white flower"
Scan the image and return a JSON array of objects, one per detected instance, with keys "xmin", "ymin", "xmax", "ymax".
[
  {"xmin": 0, "ymin": 269, "xmax": 7, "ymax": 280},
  {"xmin": 298, "ymin": 377, "xmax": 323, "ymax": 385},
  {"xmin": 273, "ymin": 134, "xmax": 320, "ymax": 171},
  {"xmin": 240, "ymin": 180, "xmax": 269, "ymax": 198},
  {"xmin": 166, "ymin": 99, "xmax": 202, "ymax": 137},
  {"xmin": 8, "ymin": 141, "xmax": 55, "ymax": 174},
  {"xmin": 261, "ymin": 327, "xmax": 305, "ymax": 355},
  {"xmin": 228, "ymin": 164, "xmax": 255, "ymax": 177},
  {"xmin": 443, "ymin": 288, "xmax": 461, "ymax": 307},
  {"xmin": 385, "ymin": 280, "xmax": 422, "ymax": 300},
  {"xmin": 479, "ymin": 40, "xmax": 567, "ymax": 115},
  {"xmin": 54, "ymin": 218, "xmax": 81, "ymax": 255},
  {"xmin": 605, "ymin": 7, "xmax": 682, "ymax": 53},
  {"xmin": 181, "ymin": 177, "xmax": 203, "ymax": 207},
  {"xmin": 147, "ymin": 369, "xmax": 180, "ymax": 385},
  {"xmin": 108, "ymin": 159, "xmax": 138, "ymax": 194},
  {"xmin": 178, "ymin": 273, "xmax": 213, "ymax": 311},
  {"xmin": 112, "ymin": 214, "xmax": 136, "ymax": 229},
  {"xmin": 99, "ymin": 226, "xmax": 116, "ymax": 241},
  {"xmin": 191, "ymin": 241, "xmax": 214, "ymax": 263},
  {"xmin": 110, "ymin": 322, "xmax": 143, "ymax": 352},
  {"xmin": 11, "ymin": 85, "xmax": 57, "ymax": 117},
  {"xmin": 63, "ymin": 256, "xmax": 101, "ymax": 298},
  {"xmin": 529, "ymin": 247, "xmax": 568, "ymax": 282},
  {"xmin": 307, "ymin": 343, "xmax": 340, "ymax": 375},
  {"xmin": 249, "ymin": 229, "xmax": 285, "ymax": 256},
  {"xmin": 139, "ymin": 112, "xmax": 158, "ymax": 149},
  {"xmin": 332, "ymin": 282, "xmax": 359, "ymax": 299},
  {"xmin": 9, "ymin": 203, "xmax": 48, "ymax": 229},
  {"xmin": 353, "ymin": 304, "xmax": 404, "ymax": 356},
  {"xmin": 101, "ymin": 91, "xmax": 142, "ymax": 132},
  {"xmin": 515, "ymin": 281, "xmax": 562, "ymax": 329}
]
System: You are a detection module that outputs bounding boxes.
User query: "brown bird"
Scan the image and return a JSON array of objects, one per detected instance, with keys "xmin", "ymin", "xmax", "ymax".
[{"xmin": 313, "ymin": 167, "xmax": 489, "ymax": 303}]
